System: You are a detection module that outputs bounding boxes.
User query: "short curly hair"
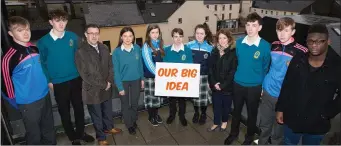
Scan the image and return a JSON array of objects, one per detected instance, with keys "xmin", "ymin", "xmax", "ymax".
[{"xmin": 48, "ymin": 9, "xmax": 68, "ymax": 21}]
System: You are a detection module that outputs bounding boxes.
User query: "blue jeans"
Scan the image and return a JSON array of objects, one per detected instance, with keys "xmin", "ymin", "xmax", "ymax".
[
  {"xmin": 284, "ymin": 125, "xmax": 324, "ymax": 145},
  {"xmin": 212, "ymin": 91, "xmax": 232, "ymax": 125},
  {"xmin": 87, "ymin": 99, "xmax": 113, "ymax": 141}
]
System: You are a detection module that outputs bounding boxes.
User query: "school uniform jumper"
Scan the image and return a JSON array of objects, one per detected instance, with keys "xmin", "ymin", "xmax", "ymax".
[
  {"xmin": 258, "ymin": 39, "xmax": 308, "ymax": 145},
  {"xmin": 230, "ymin": 36, "xmax": 271, "ymax": 140},
  {"xmin": 163, "ymin": 44, "xmax": 193, "ymax": 119},
  {"xmin": 1, "ymin": 42, "xmax": 56, "ymax": 145},
  {"xmin": 37, "ymin": 30, "xmax": 85, "ymax": 141},
  {"xmin": 141, "ymin": 40, "xmax": 165, "ymax": 118},
  {"xmin": 113, "ymin": 44, "xmax": 144, "ymax": 128}
]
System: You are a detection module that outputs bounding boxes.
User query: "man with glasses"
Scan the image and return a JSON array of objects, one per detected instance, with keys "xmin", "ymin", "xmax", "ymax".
[
  {"xmin": 275, "ymin": 24, "xmax": 341, "ymax": 145},
  {"xmin": 75, "ymin": 24, "xmax": 121, "ymax": 145}
]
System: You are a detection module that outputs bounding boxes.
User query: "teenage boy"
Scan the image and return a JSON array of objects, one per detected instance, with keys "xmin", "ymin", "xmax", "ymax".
[
  {"xmin": 75, "ymin": 24, "xmax": 122, "ymax": 145},
  {"xmin": 258, "ymin": 17, "xmax": 308, "ymax": 145},
  {"xmin": 37, "ymin": 9, "xmax": 94, "ymax": 145},
  {"xmin": 1, "ymin": 16, "xmax": 56, "ymax": 145},
  {"xmin": 224, "ymin": 12, "xmax": 271, "ymax": 145},
  {"xmin": 276, "ymin": 24, "xmax": 341, "ymax": 145}
]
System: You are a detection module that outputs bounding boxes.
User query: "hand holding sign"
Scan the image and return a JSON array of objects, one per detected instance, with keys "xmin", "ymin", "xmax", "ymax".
[{"xmin": 155, "ymin": 62, "xmax": 200, "ymax": 98}]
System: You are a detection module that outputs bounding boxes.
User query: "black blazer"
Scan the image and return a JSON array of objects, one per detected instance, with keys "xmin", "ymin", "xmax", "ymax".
[
  {"xmin": 276, "ymin": 46, "xmax": 341, "ymax": 134},
  {"xmin": 208, "ymin": 46, "xmax": 237, "ymax": 95}
]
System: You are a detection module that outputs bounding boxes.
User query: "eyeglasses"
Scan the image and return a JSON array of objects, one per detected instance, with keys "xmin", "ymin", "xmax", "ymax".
[
  {"xmin": 86, "ymin": 32, "xmax": 100, "ymax": 36},
  {"xmin": 306, "ymin": 39, "xmax": 327, "ymax": 45}
]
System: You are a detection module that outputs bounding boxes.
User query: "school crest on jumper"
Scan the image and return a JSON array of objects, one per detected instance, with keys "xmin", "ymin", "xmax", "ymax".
[
  {"xmin": 135, "ymin": 53, "xmax": 139, "ymax": 60},
  {"xmin": 69, "ymin": 39, "xmax": 74, "ymax": 47},
  {"xmin": 204, "ymin": 53, "xmax": 208, "ymax": 59},
  {"xmin": 254, "ymin": 51, "xmax": 260, "ymax": 59},
  {"xmin": 181, "ymin": 54, "xmax": 186, "ymax": 61}
]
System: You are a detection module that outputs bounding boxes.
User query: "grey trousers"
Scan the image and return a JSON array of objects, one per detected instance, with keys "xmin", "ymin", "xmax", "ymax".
[
  {"xmin": 120, "ymin": 79, "xmax": 141, "ymax": 128},
  {"xmin": 258, "ymin": 90, "xmax": 284, "ymax": 145}
]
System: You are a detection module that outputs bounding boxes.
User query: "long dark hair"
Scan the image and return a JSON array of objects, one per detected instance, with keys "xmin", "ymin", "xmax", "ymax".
[
  {"xmin": 117, "ymin": 27, "xmax": 135, "ymax": 48},
  {"xmin": 145, "ymin": 24, "xmax": 165, "ymax": 56},
  {"xmin": 194, "ymin": 23, "xmax": 214, "ymax": 45}
]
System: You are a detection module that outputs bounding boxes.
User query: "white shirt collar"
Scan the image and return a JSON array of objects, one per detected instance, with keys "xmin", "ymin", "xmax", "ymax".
[
  {"xmin": 121, "ymin": 44, "xmax": 134, "ymax": 52},
  {"xmin": 171, "ymin": 44, "xmax": 184, "ymax": 52},
  {"xmin": 49, "ymin": 29, "xmax": 65, "ymax": 41},
  {"xmin": 242, "ymin": 35, "xmax": 261, "ymax": 47},
  {"xmin": 89, "ymin": 43, "xmax": 99, "ymax": 53}
]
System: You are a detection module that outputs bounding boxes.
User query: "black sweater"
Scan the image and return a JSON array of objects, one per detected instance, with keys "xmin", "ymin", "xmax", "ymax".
[
  {"xmin": 276, "ymin": 47, "xmax": 341, "ymax": 134},
  {"xmin": 208, "ymin": 47, "xmax": 237, "ymax": 95}
]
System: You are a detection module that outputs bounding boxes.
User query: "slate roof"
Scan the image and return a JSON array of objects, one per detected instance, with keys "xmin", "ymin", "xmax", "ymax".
[
  {"xmin": 252, "ymin": 0, "xmax": 314, "ymax": 12},
  {"xmin": 264, "ymin": 15, "xmax": 340, "ymax": 55},
  {"xmin": 141, "ymin": 3, "xmax": 179, "ymax": 23},
  {"xmin": 84, "ymin": 3, "xmax": 145, "ymax": 27},
  {"xmin": 204, "ymin": 0, "xmax": 240, "ymax": 5}
]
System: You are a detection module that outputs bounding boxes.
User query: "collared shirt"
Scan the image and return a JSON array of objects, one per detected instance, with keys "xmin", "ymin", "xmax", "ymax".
[
  {"xmin": 171, "ymin": 43, "xmax": 185, "ymax": 52},
  {"xmin": 242, "ymin": 35, "xmax": 261, "ymax": 47},
  {"xmin": 49, "ymin": 29, "xmax": 65, "ymax": 41},
  {"xmin": 89, "ymin": 43, "xmax": 99, "ymax": 53},
  {"xmin": 121, "ymin": 44, "xmax": 134, "ymax": 52}
]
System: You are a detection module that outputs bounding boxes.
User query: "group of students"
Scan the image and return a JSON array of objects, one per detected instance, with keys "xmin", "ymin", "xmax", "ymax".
[{"xmin": 1, "ymin": 8, "xmax": 340, "ymax": 145}]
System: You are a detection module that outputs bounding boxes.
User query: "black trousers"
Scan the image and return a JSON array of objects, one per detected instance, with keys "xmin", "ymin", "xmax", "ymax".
[
  {"xmin": 168, "ymin": 97, "xmax": 186, "ymax": 118},
  {"xmin": 230, "ymin": 82, "xmax": 262, "ymax": 137},
  {"xmin": 87, "ymin": 99, "xmax": 113, "ymax": 141},
  {"xmin": 54, "ymin": 77, "xmax": 85, "ymax": 141},
  {"xmin": 212, "ymin": 91, "xmax": 233, "ymax": 125},
  {"xmin": 18, "ymin": 93, "xmax": 56, "ymax": 145},
  {"xmin": 119, "ymin": 79, "xmax": 141, "ymax": 128}
]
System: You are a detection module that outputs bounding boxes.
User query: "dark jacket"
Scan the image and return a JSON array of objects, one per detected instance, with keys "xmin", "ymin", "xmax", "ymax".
[
  {"xmin": 208, "ymin": 46, "xmax": 237, "ymax": 95},
  {"xmin": 276, "ymin": 46, "xmax": 341, "ymax": 134},
  {"xmin": 75, "ymin": 42, "xmax": 114, "ymax": 104}
]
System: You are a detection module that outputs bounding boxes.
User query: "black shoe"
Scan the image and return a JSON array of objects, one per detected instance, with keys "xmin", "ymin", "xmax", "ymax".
[
  {"xmin": 192, "ymin": 113, "xmax": 199, "ymax": 123},
  {"xmin": 166, "ymin": 115, "xmax": 175, "ymax": 124},
  {"xmin": 155, "ymin": 115, "xmax": 163, "ymax": 124},
  {"xmin": 72, "ymin": 139, "xmax": 82, "ymax": 145},
  {"xmin": 242, "ymin": 135, "xmax": 254, "ymax": 145},
  {"xmin": 81, "ymin": 133, "xmax": 95, "ymax": 143},
  {"xmin": 179, "ymin": 117, "xmax": 188, "ymax": 126},
  {"xmin": 133, "ymin": 122, "xmax": 137, "ymax": 128},
  {"xmin": 224, "ymin": 135, "xmax": 238, "ymax": 145},
  {"xmin": 149, "ymin": 117, "xmax": 159, "ymax": 126},
  {"xmin": 207, "ymin": 125, "xmax": 219, "ymax": 132},
  {"xmin": 128, "ymin": 127, "xmax": 136, "ymax": 135},
  {"xmin": 198, "ymin": 113, "xmax": 207, "ymax": 125}
]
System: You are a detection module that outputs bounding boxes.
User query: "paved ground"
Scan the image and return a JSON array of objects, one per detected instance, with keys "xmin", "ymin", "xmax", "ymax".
[{"xmin": 55, "ymin": 101, "xmax": 339, "ymax": 145}]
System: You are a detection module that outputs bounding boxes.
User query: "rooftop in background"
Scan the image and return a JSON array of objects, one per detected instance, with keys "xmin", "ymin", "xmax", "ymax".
[
  {"xmin": 84, "ymin": 3, "xmax": 145, "ymax": 27},
  {"xmin": 141, "ymin": 3, "xmax": 179, "ymax": 23},
  {"xmin": 252, "ymin": 0, "xmax": 314, "ymax": 12},
  {"xmin": 203, "ymin": 0, "xmax": 240, "ymax": 4},
  {"xmin": 265, "ymin": 14, "xmax": 340, "ymax": 55}
]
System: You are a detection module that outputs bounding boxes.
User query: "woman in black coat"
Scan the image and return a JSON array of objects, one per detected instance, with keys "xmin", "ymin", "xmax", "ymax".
[{"xmin": 207, "ymin": 28, "xmax": 237, "ymax": 132}]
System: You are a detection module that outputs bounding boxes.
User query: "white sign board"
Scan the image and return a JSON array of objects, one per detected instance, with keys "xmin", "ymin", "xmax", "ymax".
[{"xmin": 155, "ymin": 62, "xmax": 200, "ymax": 98}]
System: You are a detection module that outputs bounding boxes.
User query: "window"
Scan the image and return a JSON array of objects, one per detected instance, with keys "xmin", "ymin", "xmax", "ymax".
[
  {"xmin": 229, "ymin": 13, "xmax": 231, "ymax": 19},
  {"xmin": 271, "ymin": 11, "xmax": 273, "ymax": 15},
  {"xmin": 222, "ymin": 14, "xmax": 224, "ymax": 20},
  {"xmin": 284, "ymin": 12, "xmax": 287, "ymax": 15},
  {"xmin": 254, "ymin": 9, "xmax": 256, "ymax": 12},
  {"xmin": 63, "ymin": 5, "xmax": 68, "ymax": 12},
  {"xmin": 178, "ymin": 18, "xmax": 182, "ymax": 24},
  {"xmin": 103, "ymin": 41, "xmax": 111, "ymax": 51},
  {"xmin": 249, "ymin": 7, "xmax": 251, "ymax": 12},
  {"xmin": 265, "ymin": 11, "xmax": 268, "ymax": 14},
  {"xmin": 80, "ymin": 8, "xmax": 84, "ymax": 13},
  {"xmin": 291, "ymin": 12, "xmax": 294, "ymax": 15},
  {"xmin": 135, "ymin": 38, "xmax": 143, "ymax": 47},
  {"xmin": 206, "ymin": 5, "xmax": 209, "ymax": 9},
  {"xmin": 230, "ymin": 4, "xmax": 232, "ymax": 10},
  {"xmin": 261, "ymin": 10, "xmax": 263, "ymax": 13},
  {"xmin": 222, "ymin": 5, "xmax": 225, "ymax": 11},
  {"xmin": 215, "ymin": 5, "xmax": 217, "ymax": 11},
  {"xmin": 205, "ymin": 16, "xmax": 209, "ymax": 22},
  {"xmin": 276, "ymin": 12, "xmax": 278, "ymax": 15}
]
